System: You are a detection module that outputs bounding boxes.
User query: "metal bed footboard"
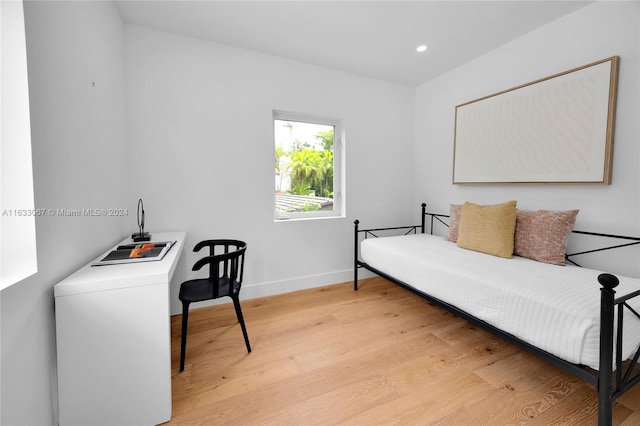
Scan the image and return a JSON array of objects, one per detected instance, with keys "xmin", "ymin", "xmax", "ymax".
[
  {"xmin": 599, "ymin": 277, "xmax": 640, "ymax": 424},
  {"xmin": 353, "ymin": 203, "xmax": 640, "ymax": 426}
]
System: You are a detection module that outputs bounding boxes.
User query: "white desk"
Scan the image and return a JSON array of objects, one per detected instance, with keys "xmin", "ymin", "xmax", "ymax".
[{"xmin": 54, "ymin": 232, "xmax": 185, "ymax": 426}]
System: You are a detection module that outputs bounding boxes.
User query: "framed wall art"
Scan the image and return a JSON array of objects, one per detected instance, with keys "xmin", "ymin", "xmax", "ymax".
[{"xmin": 453, "ymin": 56, "xmax": 619, "ymax": 185}]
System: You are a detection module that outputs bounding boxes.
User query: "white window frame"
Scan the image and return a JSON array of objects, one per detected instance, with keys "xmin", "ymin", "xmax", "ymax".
[{"xmin": 273, "ymin": 110, "xmax": 345, "ymax": 221}]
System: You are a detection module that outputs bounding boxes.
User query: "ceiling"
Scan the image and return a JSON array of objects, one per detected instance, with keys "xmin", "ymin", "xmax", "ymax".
[{"xmin": 115, "ymin": 1, "xmax": 592, "ymax": 87}]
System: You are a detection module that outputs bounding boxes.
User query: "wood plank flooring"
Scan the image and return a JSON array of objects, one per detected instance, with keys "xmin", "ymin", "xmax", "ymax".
[{"xmin": 165, "ymin": 277, "xmax": 640, "ymax": 425}]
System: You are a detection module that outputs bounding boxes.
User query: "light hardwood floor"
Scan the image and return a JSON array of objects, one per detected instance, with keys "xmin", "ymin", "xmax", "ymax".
[{"xmin": 166, "ymin": 277, "xmax": 640, "ymax": 425}]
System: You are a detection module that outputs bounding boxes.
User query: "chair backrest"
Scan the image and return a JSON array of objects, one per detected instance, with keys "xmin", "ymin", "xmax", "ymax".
[{"xmin": 192, "ymin": 240, "xmax": 247, "ymax": 298}]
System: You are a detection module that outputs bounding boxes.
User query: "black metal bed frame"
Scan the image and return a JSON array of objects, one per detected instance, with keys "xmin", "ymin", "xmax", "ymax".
[{"xmin": 354, "ymin": 203, "xmax": 640, "ymax": 426}]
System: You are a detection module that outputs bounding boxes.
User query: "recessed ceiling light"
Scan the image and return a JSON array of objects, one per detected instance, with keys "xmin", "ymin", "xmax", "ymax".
[{"xmin": 416, "ymin": 44, "xmax": 428, "ymax": 53}]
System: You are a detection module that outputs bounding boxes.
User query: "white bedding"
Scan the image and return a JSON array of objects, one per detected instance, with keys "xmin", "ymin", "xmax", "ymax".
[{"xmin": 361, "ymin": 233, "xmax": 640, "ymax": 370}]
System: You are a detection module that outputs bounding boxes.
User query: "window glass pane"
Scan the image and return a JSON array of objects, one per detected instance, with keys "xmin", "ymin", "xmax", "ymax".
[
  {"xmin": 1, "ymin": 0, "xmax": 38, "ymax": 289},
  {"xmin": 274, "ymin": 118, "xmax": 335, "ymax": 218}
]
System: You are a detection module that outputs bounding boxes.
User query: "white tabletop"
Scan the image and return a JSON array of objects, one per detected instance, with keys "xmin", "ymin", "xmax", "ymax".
[{"xmin": 54, "ymin": 232, "xmax": 186, "ymax": 297}]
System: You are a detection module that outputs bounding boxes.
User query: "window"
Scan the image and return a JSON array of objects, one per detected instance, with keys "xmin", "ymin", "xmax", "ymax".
[
  {"xmin": 273, "ymin": 110, "xmax": 344, "ymax": 220},
  {"xmin": 1, "ymin": 0, "xmax": 38, "ymax": 289}
]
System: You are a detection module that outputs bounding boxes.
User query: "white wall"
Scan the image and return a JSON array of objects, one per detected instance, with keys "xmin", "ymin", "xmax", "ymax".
[
  {"xmin": 124, "ymin": 25, "xmax": 416, "ymax": 314},
  {"xmin": 414, "ymin": 1, "xmax": 640, "ymax": 277},
  {"xmin": 1, "ymin": 1, "xmax": 129, "ymax": 424}
]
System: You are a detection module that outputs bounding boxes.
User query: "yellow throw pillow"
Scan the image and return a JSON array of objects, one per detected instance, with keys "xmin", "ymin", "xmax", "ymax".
[{"xmin": 457, "ymin": 201, "xmax": 517, "ymax": 258}]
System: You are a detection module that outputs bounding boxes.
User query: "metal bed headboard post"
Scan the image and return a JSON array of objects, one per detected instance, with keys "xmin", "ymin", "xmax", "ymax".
[
  {"xmin": 597, "ymin": 273, "xmax": 618, "ymax": 425},
  {"xmin": 354, "ymin": 219, "xmax": 360, "ymax": 291}
]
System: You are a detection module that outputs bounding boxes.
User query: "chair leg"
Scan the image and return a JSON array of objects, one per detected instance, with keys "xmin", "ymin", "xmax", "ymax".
[
  {"xmin": 232, "ymin": 296, "xmax": 251, "ymax": 353},
  {"xmin": 179, "ymin": 302, "xmax": 190, "ymax": 372}
]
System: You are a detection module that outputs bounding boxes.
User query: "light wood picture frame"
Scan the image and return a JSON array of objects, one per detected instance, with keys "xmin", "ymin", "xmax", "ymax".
[{"xmin": 453, "ymin": 56, "xmax": 619, "ymax": 185}]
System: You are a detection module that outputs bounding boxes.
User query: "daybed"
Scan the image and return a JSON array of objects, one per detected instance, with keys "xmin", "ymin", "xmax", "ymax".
[{"xmin": 354, "ymin": 203, "xmax": 640, "ymax": 426}]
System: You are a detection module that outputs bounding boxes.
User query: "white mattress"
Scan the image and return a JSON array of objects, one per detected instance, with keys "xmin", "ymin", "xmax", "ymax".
[{"xmin": 361, "ymin": 233, "xmax": 640, "ymax": 371}]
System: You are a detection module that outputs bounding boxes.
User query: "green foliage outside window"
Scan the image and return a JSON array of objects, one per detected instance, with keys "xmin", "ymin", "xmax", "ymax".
[{"xmin": 276, "ymin": 123, "xmax": 334, "ymax": 198}]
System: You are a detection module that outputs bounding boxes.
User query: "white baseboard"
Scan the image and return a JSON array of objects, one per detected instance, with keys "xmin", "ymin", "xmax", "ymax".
[
  {"xmin": 171, "ymin": 268, "xmax": 376, "ymax": 315},
  {"xmin": 242, "ymin": 269, "xmax": 354, "ymax": 299}
]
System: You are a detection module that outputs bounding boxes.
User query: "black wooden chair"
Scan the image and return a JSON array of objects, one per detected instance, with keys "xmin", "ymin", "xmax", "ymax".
[{"xmin": 179, "ymin": 239, "xmax": 251, "ymax": 372}]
